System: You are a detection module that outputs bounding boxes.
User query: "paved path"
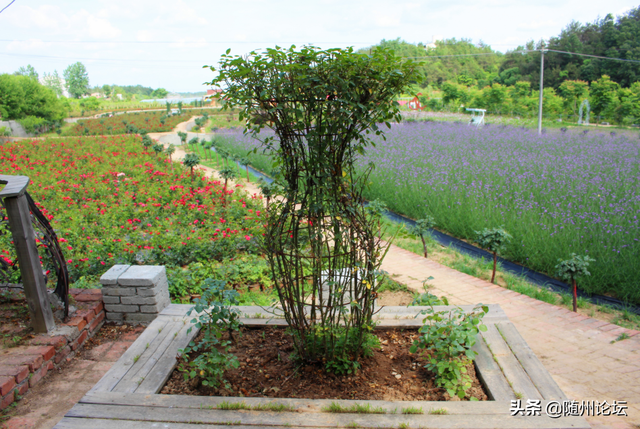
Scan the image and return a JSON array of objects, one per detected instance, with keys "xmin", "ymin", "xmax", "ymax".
[
  {"xmin": 1, "ymin": 326, "xmax": 144, "ymax": 429},
  {"xmin": 381, "ymin": 246, "xmax": 639, "ymax": 429}
]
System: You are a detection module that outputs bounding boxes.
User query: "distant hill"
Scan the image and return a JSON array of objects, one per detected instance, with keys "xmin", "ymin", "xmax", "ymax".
[{"xmin": 361, "ymin": 6, "xmax": 640, "ymax": 90}]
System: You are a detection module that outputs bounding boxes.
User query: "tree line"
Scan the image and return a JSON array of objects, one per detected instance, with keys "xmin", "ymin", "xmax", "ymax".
[
  {"xmin": 362, "ymin": 6, "xmax": 640, "ymax": 124},
  {"xmin": 0, "ymin": 62, "xmax": 171, "ymax": 124}
]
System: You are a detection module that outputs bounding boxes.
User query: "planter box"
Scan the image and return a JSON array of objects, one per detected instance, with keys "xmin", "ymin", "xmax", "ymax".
[{"xmin": 53, "ymin": 304, "xmax": 590, "ymax": 428}]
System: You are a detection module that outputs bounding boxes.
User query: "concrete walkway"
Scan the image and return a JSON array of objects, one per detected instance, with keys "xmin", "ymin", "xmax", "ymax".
[
  {"xmin": 382, "ymin": 246, "xmax": 639, "ymax": 429},
  {"xmin": 152, "ymin": 123, "xmax": 639, "ymax": 429}
]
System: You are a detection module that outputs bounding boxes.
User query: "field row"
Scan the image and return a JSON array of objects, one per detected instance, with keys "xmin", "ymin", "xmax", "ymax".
[
  {"xmin": 213, "ymin": 122, "xmax": 640, "ymax": 304},
  {"xmin": 0, "ymin": 135, "xmax": 265, "ymax": 295}
]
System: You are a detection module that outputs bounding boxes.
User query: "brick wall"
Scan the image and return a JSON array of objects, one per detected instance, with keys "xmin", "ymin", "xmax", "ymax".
[{"xmin": 0, "ymin": 289, "xmax": 104, "ymax": 410}]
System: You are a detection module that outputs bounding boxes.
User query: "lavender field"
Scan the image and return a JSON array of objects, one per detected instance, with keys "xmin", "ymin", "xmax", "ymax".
[{"xmin": 216, "ymin": 122, "xmax": 640, "ymax": 304}]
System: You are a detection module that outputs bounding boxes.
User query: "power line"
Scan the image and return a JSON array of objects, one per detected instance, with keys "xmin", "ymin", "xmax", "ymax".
[
  {"xmin": 0, "ymin": 39, "xmax": 374, "ymax": 45},
  {"xmin": 545, "ymin": 49, "xmax": 640, "ymax": 64},
  {"xmin": 0, "ymin": 0, "xmax": 15, "ymax": 14},
  {"xmin": 403, "ymin": 49, "xmax": 640, "ymax": 64},
  {"xmin": 0, "ymin": 51, "xmax": 204, "ymax": 63}
]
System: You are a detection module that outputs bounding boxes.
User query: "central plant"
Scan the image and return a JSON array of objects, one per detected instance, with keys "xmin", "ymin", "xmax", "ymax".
[{"xmin": 208, "ymin": 46, "xmax": 416, "ymax": 371}]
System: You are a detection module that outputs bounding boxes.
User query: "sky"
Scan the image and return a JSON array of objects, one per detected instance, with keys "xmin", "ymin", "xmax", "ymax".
[{"xmin": 1, "ymin": 0, "xmax": 638, "ymax": 92}]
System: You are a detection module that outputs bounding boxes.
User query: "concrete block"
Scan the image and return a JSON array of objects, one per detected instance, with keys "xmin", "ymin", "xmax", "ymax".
[
  {"xmin": 118, "ymin": 266, "xmax": 166, "ymax": 287},
  {"xmin": 124, "ymin": 313, "xmax": 158, "ymax": 323},
  {"xmin": 136, "ymin": 287, "xmax": 160, "ymax": 297},
  {"xmin": 105, "ymin": 312, "xmax": 124, "ymax": 321},
  {"xmin": 121, "ymin": 296, "xmax": 159, "ymax": 306},
  {"xmin": 104, "ymin": 304, "xmax": 139, "ymax": 313},
  {"xmin": 140, "ymin": 295, "xmax": 170, "ymax": 313},
  {"xmin": 102, "ymin": 296, "xmax": 121, "ymax": 304},
  {"xmin": 136, "ymin": 278, "xmax": 168, "ymax": 296},
  {"xmin": 99, "ymin": 265, "xmax": 131, "ymax": 286},
  {"xmin": 101, "ymin": 287, "xmax": 136, "ymax": 297}
]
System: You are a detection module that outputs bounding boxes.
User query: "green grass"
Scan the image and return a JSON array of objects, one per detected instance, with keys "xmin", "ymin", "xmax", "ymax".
[
  {"xmin": 502, "ymin": 273, "xmax": 559, "ymax": 304},
  {"xmin": 206, "ymin": 112, "xmax": 244, "ymax": 130},
  {"xmin": 217, "ymin": 401, "xmax": 248, "ymax": 410},
  {"xmin": 249, "ymin": 403, "xmax": 296, "ymax": 412},
  {"xmin": 322, "ymin": 402, "xmax": 386, "ymax": 414},
  {"xmin": 401, "ymin": 406, "xmax": 423, "ymax": 414},
  {"xmin": 428, "ymin": 408, "xmax": 448, "ymax": 415},
  {"xmin": 377, "ymin": 274, "xmax": 412, "ymax": 294}
]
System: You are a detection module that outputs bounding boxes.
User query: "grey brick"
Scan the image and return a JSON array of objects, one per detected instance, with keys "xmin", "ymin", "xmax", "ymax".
[
  {"xmin": 104, "ymin": 304, "xmax": 139, "ymax": 313},
  {"xmin": 136, "ymin": 287, "xmax": 158, "ymax": 297},
  {"xmin": 102, "ymin": 296, "xmax": 121, "ymax": 304},
  {"xmin": 136, "ymin": 279, "xmax": 168, "ymax": 296},
  {"xmin": 124, "ymin": 313, "xmax": 158, "ymax": 323},
  {"xmin": 118, "ymin": 265, "xmax": 167, "ymax": 287},
  {"xmin": 106, "ymin": 312, "xmax": 124, "ymax": 321},
  {"xmin": 121, "ymin": 296, "xmax": 158, "ymax": 305},
  {"xmin": 140, "ymin": 296, "xmax": 170, "ymax": 313},
  {"xmin": 101, "ymin": 287, "xmax": 136, "ymax": 297},
  {"xmin": 99, "ymin": 264, "xmax": 131, "ymax": 285}
]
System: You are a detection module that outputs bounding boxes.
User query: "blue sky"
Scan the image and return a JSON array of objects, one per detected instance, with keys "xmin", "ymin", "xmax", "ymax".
[{"xmin": 1, "ymin": 0, "xmax": 638, "ymax": 92}]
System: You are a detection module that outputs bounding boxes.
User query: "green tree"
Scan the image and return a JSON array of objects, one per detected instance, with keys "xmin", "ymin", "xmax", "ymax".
[
  {"xmin": 182, "ymin": 153, "xmax": 200, "ymax": 181},
  {"xmin": 0, "ymin": 74, "xmax": 67, "ymax": 120},
  {"xmin": 14, "ymin": 64, "xmax": 39, "ymax": 81},
  {"xmin": 42, "ymin": 70, "xmax": 64, "ymax": 98},
  {"xmin": 616, "ymin": 83, "xmax": 640, "ymax": 124},
  {"xmin": 476, "ymin": 227, "xmax": 512, "ymax": 284},
  {"xmin": 555, "ymin": 254, "xmax": 595, "ymax": 312},
  {"xmin": 152, "ymin": 88, "xmax": 169, "ymax": 98},
  {"xmin": 209, "ymin": 45, "xmax": 418, "ymax": 370},
  {"xmin": 408, "ymin": 217, "xmax": 436, "ymax": 258},
  {"xmin": 481, "ymin": 83, "xmax": 509, "ymax": 114},
  {"xmin": 177, "ymin": 131, "xmax": 187, "ymax": 145},
  {"xmin": 63, "ymin": 62, "xmax": 90, "ymax": 99},
  {"xmin": 165, "ymin": 144, "xmax": 176, "ymax": 161},
  {"xmin": 558, "ymin": 80, "xmax": 589, "ymax": 116},
  {"xmin": 590, "ymin": 75, "xmax": 620, "ymax": 123}
]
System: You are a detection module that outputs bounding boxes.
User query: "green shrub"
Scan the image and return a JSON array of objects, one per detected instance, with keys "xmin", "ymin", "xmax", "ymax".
[
  {"xmin": 410, "ymin": 303, "xmax": 488, "ymax": 399},
  {"xmin": 177, "ymin": 279, "xmax": 241, "ymax": 389}
]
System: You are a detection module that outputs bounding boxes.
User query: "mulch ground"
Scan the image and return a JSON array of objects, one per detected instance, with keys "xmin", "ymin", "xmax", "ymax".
[{"xmin": 161, "ymin": 326, "xmax": 487, "ymax": 402}]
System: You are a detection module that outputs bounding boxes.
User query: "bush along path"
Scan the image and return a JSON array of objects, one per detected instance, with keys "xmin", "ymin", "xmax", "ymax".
[{"xmin": 152, "ymin": 120, "xmax": 639, "ymax": 429}]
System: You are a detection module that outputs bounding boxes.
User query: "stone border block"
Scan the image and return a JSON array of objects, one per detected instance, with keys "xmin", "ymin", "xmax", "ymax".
[
  {"xmin": 102, "ymin": 287, "xmax": 136, "ymax": 297},
  {"xmin": 99, "ymin": 264, "xmax": 131, "ymax": 286},
  {"xmin": 118, "ymin": 266, "xmax": 166, "ymax": 287},
  {"xmin": 100, "ymin": 265, "xmax": 170, "ymax": 325}
]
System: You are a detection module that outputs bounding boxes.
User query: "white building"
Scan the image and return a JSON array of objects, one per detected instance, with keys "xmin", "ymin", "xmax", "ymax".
[{"xmin": 424, "ymin": 35, "xmax": 443, "ymax": 50}]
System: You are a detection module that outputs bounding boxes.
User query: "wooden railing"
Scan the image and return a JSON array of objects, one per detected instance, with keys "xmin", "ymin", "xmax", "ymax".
[{"xmin": 0, "ymin": 175, "xmax": 55, "ymax": 333}]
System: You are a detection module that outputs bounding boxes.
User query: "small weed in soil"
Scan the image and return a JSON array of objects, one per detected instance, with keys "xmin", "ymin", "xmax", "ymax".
[
  {"xmin": 81, "ymin": 323, "xmax": 143, "ymax": 356},
  {"xmin": 0, "ymin": 292, "xmax": 33, "ymax": 350},
  {"xmin": 161, "ymin": 327, "xmax": 487, "ymax": 402}
]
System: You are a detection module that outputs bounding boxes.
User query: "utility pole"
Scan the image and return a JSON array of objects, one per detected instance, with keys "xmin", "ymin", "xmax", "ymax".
[{"xmin": 537, "ymin": 49, "xmax": 546, "ymax": 135}]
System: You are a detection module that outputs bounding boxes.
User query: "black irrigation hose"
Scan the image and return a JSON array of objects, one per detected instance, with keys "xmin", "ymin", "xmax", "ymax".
[{"xmin": 238, "ymin": 160, "xmax": 640, "ymax": 315}]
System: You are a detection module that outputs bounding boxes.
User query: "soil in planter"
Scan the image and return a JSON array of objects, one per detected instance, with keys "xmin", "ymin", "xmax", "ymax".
[{"xmin": 161, "ymin": 327, "xmax": 488, "ymax": 401}]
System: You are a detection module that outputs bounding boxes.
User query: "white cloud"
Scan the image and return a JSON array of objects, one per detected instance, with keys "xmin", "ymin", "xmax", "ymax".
[
  {"xmin": 518, "ymin": 20, "xmax": 558, "ymax": 30},
  {"xmin": 6, "ymin": 39, "xmax": 50, "ymax": 51},
  {"xmin": 169, "ymin": 38, "xmax": 209, "ymax": 49},
  {"xmin": 6, "ymin": 4, "xmax": 121, "ymax": 39}
]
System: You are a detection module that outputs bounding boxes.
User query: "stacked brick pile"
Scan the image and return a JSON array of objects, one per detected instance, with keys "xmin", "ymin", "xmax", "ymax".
[
  {"xmin": 100, "ymin": 265, "xmax": 170, "ymax": 323},
  {"xmin": 0, "ymin": 288, "xmax": 104, "ymax": 410}
]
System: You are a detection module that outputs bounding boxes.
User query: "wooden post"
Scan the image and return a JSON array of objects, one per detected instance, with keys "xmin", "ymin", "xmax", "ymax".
[{"xmin": 1, "ymin": 175, "xmax": 55, "ymax": 333}]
